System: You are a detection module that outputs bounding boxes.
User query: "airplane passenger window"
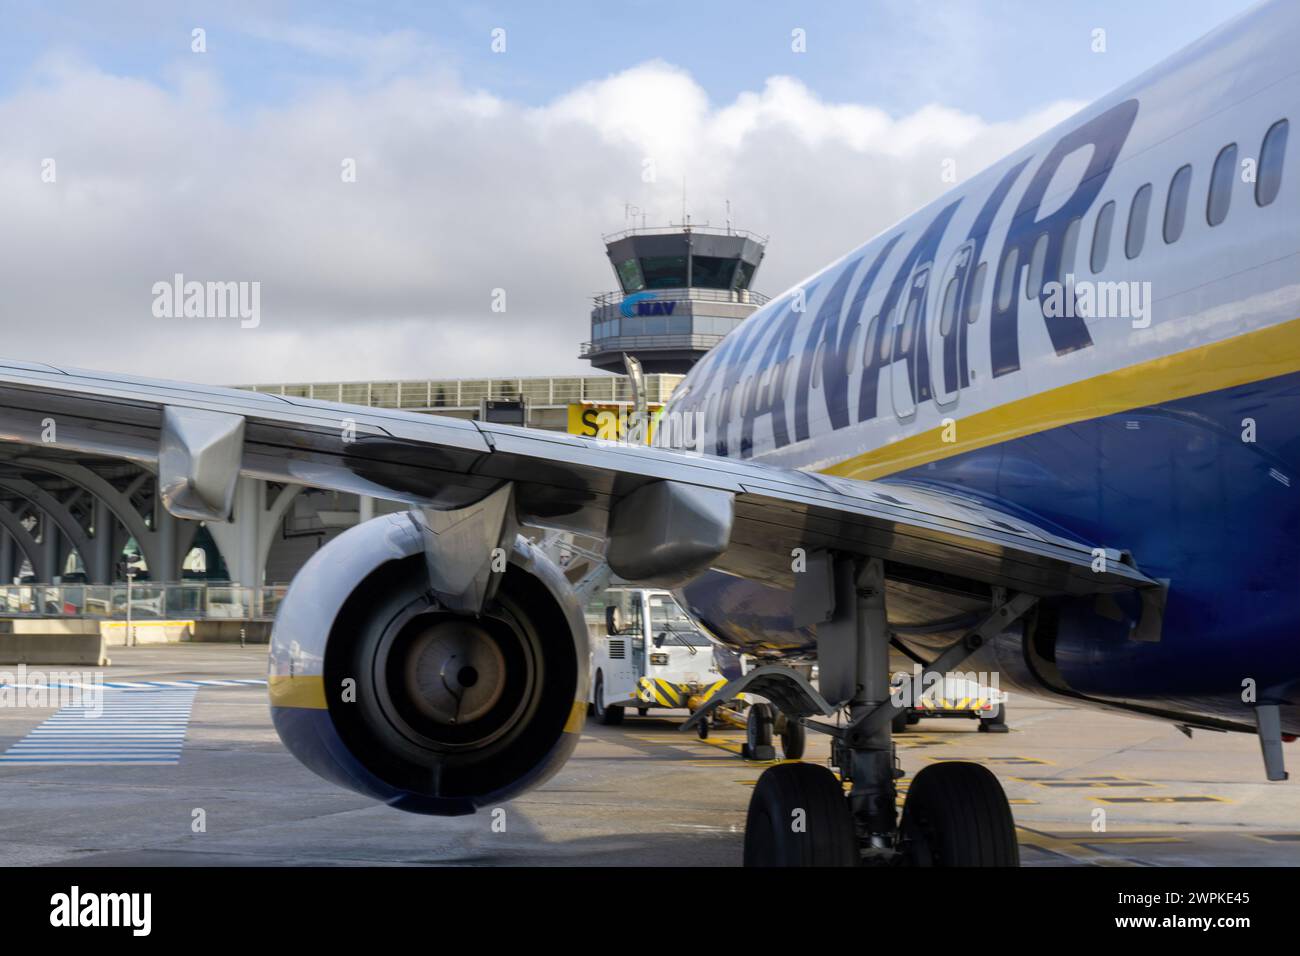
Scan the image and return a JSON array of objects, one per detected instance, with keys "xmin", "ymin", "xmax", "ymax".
[
  {"xmin": 1058, "ymin": 216, "xmax": 1081, "ymax": 285},
  {"xmin": 966, "ymin": 262, "xmax": 986, "ymax": 324},
  {"xmin": 1026, "ymin": 233, "xmax": 1049, "ymax": 299},
  {"xmin": 1164, "ymin": 164, "xmax": 1192, "ymax": 243},
  {"xmin": 901, "ymin": 298, "xmax": 918, "ymax": 351},
  {"xmin": 940, "ymin": 275, "xmax": 959, "ymax": 335},
  {"xmin": 996, "ymin": 247, "xmax": 1019, "ymax": 311},
  {"xmin": 811, "ymin": 342, "xmax": 824, "ymax": 388},
  {"xmin": 1091, "ymin": 200, "xmax": 1115, "ymax": 273},
  {"xmin": 846, "ymin": 322, "xmax": 863, "ymax": 369},
  {"xmin": 864, "ymin": 316, "xmax": 879, "ymax": 366},
  {"xmin": 1126, "ymin": 183, "xmax": 1152, "ymax": 259},
  {"xmin": 1208, "ymin": 143, "xmax": 1237, "ymax": 226},
  {"xmin": 1257, "ymin": 119, "xmax": 1288, "ymax": 206}
]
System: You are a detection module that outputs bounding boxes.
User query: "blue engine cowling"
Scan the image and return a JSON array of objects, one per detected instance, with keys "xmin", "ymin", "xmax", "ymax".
[{"xmin": 269, "ymin": 513, "xmax": 589, "ymax": 816}]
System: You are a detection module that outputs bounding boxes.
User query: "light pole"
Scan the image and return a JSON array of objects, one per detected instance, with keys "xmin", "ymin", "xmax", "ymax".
[{"xmin": 125, "ymin": 571, "xmax": 136, "ymax": 647}]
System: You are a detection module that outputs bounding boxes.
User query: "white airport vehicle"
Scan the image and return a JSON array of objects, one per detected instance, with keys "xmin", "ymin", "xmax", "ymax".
[
  {"xmin": 890, "ymin": 672, "xmax": 1008, "ymax": 733},
  {"xmin": 587, "ymin": 586, "xmax": 726, "ymax": 725}
]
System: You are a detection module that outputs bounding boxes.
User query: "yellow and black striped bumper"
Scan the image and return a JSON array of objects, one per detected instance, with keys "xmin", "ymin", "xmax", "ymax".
[
  {"xmin": 914, "ymin": 697, "xmax": 993, "ymax": 713},
  {"xmin": 637, "ymin": 677, "xmax": 688, "ymax": 707}
]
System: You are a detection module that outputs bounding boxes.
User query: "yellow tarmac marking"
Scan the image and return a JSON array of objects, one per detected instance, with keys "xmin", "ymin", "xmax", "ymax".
[
  {"xmin": 1014, "ymin": 774, "xmax": 1154, "ymax": 789},
  {"xmin": 929, "ymin": 755, "xmax": 1052, "ymax": 765},
  {"xmin": 1014, "ymin": 827, "xmax": 1142, "ymax": 867},
  {"xmin": 1091, "ymin": 795, "xmax": 1230, "ymax": 804}
]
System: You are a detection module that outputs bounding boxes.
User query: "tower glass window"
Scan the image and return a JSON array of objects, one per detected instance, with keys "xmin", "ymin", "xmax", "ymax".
[
  {"xmin": 733, "ymin": 259, "xmax": 756, "ymax": 290},
  {"xmin": 692, "ymin": 256, "xmax": 740, "ymax": 290},
  {"xmin": 616, "ymin": 258, "xmax": 644, "ymax": 292},
  {"xmin": 639, "ymin": 256, "xmax": 688, "ymax": 289}
]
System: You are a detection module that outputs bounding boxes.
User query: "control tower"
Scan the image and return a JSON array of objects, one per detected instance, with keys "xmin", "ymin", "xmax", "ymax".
[{"xmin": 580, "ymin": 224, "xmax": 768, "ymax": 374}]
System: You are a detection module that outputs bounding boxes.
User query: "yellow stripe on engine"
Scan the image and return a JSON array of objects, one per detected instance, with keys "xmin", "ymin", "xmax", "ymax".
[{"xmin": 268, "ymin": 674, "xmax": 327, "ymax": 710}]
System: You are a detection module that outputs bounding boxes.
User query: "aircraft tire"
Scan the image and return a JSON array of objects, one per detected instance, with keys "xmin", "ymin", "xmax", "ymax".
[
  {"xmin": 978, "ymin": 704, "xmax": 1007, "ymax": 732},
  {"xmin": 593, "ymin": 672, "xmax": 624, "ymax": 726},
  {"xmin": 900, "ymin": 761, "xmax": 1019, "ymax": 866},
  {"xmin": 743, "ymin": 763, "xmax": 858, "ymax": 866}
]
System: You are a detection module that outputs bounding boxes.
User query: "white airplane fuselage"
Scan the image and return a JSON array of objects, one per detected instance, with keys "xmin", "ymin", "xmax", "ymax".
[{"xmin": 662, "ymin": 0, "xmax": 1300, "ymax": 733}]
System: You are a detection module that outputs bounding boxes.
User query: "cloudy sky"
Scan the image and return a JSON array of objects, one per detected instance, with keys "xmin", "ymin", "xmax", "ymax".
[{"xmin": 0, "ymin": 0, "xmax": 1259, "ymax": 385}]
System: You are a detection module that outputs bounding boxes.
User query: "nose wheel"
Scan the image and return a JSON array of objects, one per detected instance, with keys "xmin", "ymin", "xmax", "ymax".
[
  {"xmin": 742, "ymin": 758, "xmax": 1019, "ymax": 866},
  {"xmin": 899, "ymin": 762, "xmax": 1019, "ymax": 865},
  {"xmin": 739, "ymin": 553, "xmax": 1036, "ymax": 867},
  {"xmin": 743, "ymin": 763, "xmax": 858, "ymax": 866}
]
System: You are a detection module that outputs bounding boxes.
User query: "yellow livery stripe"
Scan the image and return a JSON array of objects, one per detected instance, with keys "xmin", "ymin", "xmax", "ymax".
[
  {"xmin": 268, "ymin": 674, "xmax": 327, "ymax": 710},
  {"xmin": 824, "ymin": 316, "xmax": 1300, "ymax": 482}
]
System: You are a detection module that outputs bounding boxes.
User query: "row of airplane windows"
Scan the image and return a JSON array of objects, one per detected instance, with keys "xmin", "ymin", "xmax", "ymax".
[
  {"xmin": 1001, "ymin": 116, "xmax": 1290, "ymax": 313},
  {"xmin": 695, "ymin": 117, "xmax": 1290, "ymax": 435}
]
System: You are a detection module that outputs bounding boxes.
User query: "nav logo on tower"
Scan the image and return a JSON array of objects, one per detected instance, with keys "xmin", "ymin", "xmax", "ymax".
[
  {"xmin": 619, "ymin": 291, "xmax": 676, "ymax": 318},
  {"xmin": 50, "ymin": 885, "xmax": 152, "ymax": 936}
]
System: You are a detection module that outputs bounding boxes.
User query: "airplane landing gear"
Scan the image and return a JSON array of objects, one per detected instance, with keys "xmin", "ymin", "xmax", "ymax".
[
  {"xmin": 740, "ymin": 554, "xmax": 1036, "ymax": 867},
  {"xmin": 900, "ymin": 762, "xmax": 1019, "ymax": 865},
  {"xmin": 743, "ymin": 703, "xmax": 778, "ymax": 760},
  {"xmin": 777, "ymin": 712, "xmax": 806, "ymax": 760},
  {"xmin": 739, "ymin": 703, "xmax": 808, "ymax": 760},
  {"xmin": 743, "ymin": 762, "xmax": 857, "ymax": 866}
]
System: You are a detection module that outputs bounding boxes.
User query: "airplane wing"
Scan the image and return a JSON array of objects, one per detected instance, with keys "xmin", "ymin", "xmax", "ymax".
[{"xmin": 0, "ymin": 359, "xmax": 1155, "ymax": 599}]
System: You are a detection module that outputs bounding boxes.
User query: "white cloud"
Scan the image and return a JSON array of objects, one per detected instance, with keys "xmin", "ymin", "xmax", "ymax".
[{"xmin": 0, "ymin": 55, "xmax": 1082, "ymax": 385}]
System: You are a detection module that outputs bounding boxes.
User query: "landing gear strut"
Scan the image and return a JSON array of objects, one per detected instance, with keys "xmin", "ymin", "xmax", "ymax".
[{"xmin": 741, "ymin": 554, "xmax": 1034, "ymax": 867}]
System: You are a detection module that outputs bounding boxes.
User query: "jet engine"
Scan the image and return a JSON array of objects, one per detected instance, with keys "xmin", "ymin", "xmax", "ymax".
[{"xmin": 268, "ymin": 511, "xmax": 588, "ymax": 816}]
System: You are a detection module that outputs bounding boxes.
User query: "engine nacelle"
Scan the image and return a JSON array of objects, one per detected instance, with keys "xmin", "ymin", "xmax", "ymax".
[{"xmin": 269, "ymin": 512, "xmax": 588, "ymax": 816}]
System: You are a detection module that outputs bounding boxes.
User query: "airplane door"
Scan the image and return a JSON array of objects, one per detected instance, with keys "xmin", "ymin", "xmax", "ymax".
[
  {"xmin": 630, "ymin": 591, "xmax": 646, "ymax": 683},
  {"xmin": 890, "ymin": 263, "xmax": 930, "ymax": 422},
  {"xmin": 929, "ymin": 241, "xmax": 975, "ymax": 409}
]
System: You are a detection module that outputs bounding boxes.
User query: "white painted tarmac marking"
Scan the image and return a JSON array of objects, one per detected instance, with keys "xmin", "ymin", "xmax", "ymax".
[{"xmin": 0, "ymin": 687, "xmax": 198, "ymax": 765}]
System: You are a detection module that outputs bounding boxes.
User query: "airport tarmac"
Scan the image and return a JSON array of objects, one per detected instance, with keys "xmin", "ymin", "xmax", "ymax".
[{"xmin": 0, "ymin": 644, "xmax": 1296, "ymax": 867}]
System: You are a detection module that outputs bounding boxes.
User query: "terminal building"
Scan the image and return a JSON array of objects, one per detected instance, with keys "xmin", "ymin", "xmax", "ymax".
[{"xmin": 0, "ymin": 224, "xmax": 767, "ymax": 633}]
